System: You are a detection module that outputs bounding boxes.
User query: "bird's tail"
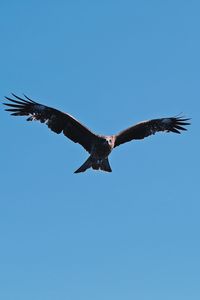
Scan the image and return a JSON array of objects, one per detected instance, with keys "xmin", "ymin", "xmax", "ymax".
[
  {"xmin": 74, "ymin": 156, "xmax": 93, "ymax": 174},
  {"xmin": 99, "ymin": 158, "xmax": 112, "ymax": 172},
  {"xmin": 74, "ymin": 157, "xmax": 112, "ymax": 173}
]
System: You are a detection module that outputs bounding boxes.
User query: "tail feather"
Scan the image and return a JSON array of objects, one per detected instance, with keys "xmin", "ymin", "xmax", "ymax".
[
  {"xmin": 92, "ymin": 162, "xmax": 100, "ymax": 170},
  {"xmin": 100, "ymin": 158, "xmax": 112, "ymax": 172},
  {"xmin": 74, "ymin": 156, "xmax": 93, "ymax": 173},
  {"xmin": 74, "ymin": 157, "xmax": 112, "ymax": 174}
]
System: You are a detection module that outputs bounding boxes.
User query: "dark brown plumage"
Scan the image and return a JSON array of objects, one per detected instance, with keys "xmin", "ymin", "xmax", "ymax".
[{"xmin": 3, "ymin": 94, "xmax": 191, "ymax": 173}]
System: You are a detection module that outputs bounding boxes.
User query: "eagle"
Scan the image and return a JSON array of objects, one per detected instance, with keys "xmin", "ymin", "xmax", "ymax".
[{"xmin": 4, "ymin": 94, "xmax": 190, "ymax": 173}]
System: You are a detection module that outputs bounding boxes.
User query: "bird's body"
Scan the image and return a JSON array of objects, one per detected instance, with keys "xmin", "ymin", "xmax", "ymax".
[
  {"xmin": 3, "ymin": 94, "xmax": 191, "ymax": 173},
  {"xmin": 74, "ymin": 136, "xmax": 115, "ymax": 173},
  {"xmin": 91, "ymin": 136, "xmax": 114, "ymax": 159}
]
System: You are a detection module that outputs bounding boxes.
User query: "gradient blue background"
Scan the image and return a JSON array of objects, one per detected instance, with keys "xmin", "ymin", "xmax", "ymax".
[{"xmin": 1, "ymin": 1, "xmax": 199, "ymax": 299}]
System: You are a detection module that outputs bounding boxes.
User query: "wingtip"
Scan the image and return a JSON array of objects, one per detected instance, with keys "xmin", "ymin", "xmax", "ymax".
[
  {"xmin": 5, "ymin": 96, "xmax": 11, "ymax": 101},
  {"xmin": 23, "ymin": 93, "xmax": 30, "ymax": 99},
  {"xmin": 176, "ymin": 115, "xmax": 191, "ymax": 122},
  {"xmin": 23, "ymin": 94, "xmax": 35, "ymax": 103},
  {"xmin": 11, "ymin": 92, "xmax": 18, "ymax": 98}
]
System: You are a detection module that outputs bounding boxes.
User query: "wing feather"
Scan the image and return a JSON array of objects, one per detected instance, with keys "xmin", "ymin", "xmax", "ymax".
[
  {"xmin": 114, "ymin": 116, "xmax": 191, "ymax": 147},
  {"xmin": 4, "ymin": 94, "xmax": 98, "ymax": 153}
]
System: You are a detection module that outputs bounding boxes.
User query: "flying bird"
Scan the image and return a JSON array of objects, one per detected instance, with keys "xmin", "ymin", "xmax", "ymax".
[{"xmin": 3, "ymin": 94, "xmax": 191, "ymax": 173}]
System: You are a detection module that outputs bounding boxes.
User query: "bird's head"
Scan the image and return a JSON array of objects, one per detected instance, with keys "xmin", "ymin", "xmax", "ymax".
[{"xmin": 105, "ymin": 136, "xmax": 114, "ymax": 147}]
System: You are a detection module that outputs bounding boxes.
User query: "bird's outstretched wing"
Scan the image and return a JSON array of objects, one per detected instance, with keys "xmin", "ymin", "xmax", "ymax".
[
  {"xmin": 4, "ymin": 93, "xmax": 98, "ymax": 153},
  {"xmin": 114, "ymin": 116, "xmax": 191, "ymax": 147}
]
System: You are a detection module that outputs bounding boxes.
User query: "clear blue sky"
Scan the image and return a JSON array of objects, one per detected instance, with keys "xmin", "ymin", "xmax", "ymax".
[{"xmin": 1, "ymin": 1, "xmax": 199, "ymax": 299}]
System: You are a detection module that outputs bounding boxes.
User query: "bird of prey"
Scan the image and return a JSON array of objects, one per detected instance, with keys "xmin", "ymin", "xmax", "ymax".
[{"xmin": 4, "ymin": 94, "xmax": 190, "ymax": 173}]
